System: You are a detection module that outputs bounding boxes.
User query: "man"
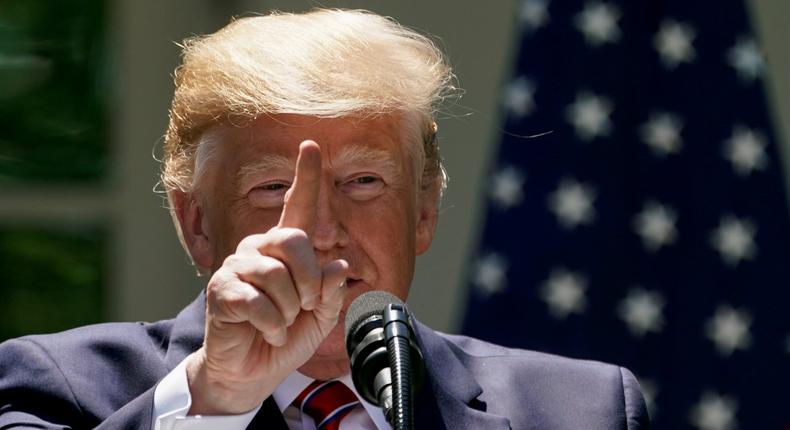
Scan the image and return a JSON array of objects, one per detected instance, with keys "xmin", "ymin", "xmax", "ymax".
[{"xmin": 0, "ymin": 9, "xmax": 649, "ymax": 429}]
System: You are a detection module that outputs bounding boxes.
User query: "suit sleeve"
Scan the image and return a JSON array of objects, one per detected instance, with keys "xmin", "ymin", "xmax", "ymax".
[
  {"xmin": 0, "ymin": 338, "xmax": 154, "ymax": 429},
  {"xmin": 620, "ymin": 367, "xmax": 650, "ymax": 430}
]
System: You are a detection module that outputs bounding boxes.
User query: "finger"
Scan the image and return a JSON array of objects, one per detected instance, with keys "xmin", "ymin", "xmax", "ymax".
[
  {"xmin": 245, "ymin": 293, "xmax": 289, "ymax": 347},
  {"xmin": 313, "ymin": 259, "xmax": 349, "ymax": 323},
  {"xmin": 233, "ymin": 255, "xmax": 302, "ymax": 326},
  {"xmin": 252, "ymin": 228, "xmax": 322, "ymax": 311},
  {"xmin": 208, "ymin": 278, "xmax": 288, "ymax": 347},
  {"xmin": 278, "ymin": 141, "xmax": 321, "ymax": 237}
]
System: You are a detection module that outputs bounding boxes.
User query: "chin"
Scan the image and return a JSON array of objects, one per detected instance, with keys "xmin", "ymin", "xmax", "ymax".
[
  {"xmin": 313, "ymin": 321, "xmax": 347, "ymax": 359},
  {"xmin": 299, "ymin": 319, "xmax": 351, "ymax": 379},
  {"xmin": 301, "ymin": 282, "xmax": 405, "ymax": 379}
]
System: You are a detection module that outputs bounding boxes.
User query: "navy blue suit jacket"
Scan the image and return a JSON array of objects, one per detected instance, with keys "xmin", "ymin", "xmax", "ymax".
[{"xmin": 0, "ymin": 292, "xmax": 649, "ymax": 429}]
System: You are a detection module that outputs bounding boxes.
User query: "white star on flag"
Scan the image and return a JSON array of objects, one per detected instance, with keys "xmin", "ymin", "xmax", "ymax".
[
  {"xmin": 548, "ymin": 178, "xmax": 597, "ymax": 229},
  {"xmin": 540, "ymin": 267, "xmax": 588, "ymax": 319},
  {"xmin": 565, "ymin": 91, "xmax": 614, "ymax": 141},
  {"xmin": 618, "ymin": 287, "xmax": 665, "ymax": 337},
  {"xmin": 472, "ymin": 253, "xmax": 509, "ymax": 296},
  {"xmin": 689, "ymin": 391, "xmax": 738, "ymax": 430},
  {"xmin": 726, "ymin": 36, "xmax": 765, "ymax": 83},
  {"xmin": 705, "ymin": 305, "xmax": 753, "ymax": 356},
  {"xmin": 710, "ymin": 215, "xmax": 757, "ymax": 266},
  {"xmin": 654, "ymin": 19, "xmax": 697, "ymax": 69},
  {"xmin": 504, "ymin": 76, "xmax": 537, "ymax": 118},
  {"xmin": 723, "ymin": 125, "xmax": 768, "ymax": 176},
  {"xmin": 520, "ymin": 0, "xmax": 550, "ymax": 33},
  {"xmin": 574, "ymin": 2, "xmax": 621, "ymax": 46},
  {"xmin": 489, "ymin": 166, "xmax": 526, "ymax": 209},
  {"xmin": 633, "ymin": 201, "xmax": 678, "ymax": 251},
  {"xmin": 640, "ymin": 112, "xmax": 684, "ymax": 157}
]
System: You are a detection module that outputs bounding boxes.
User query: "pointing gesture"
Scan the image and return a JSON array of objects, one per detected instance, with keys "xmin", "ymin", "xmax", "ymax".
[
  {"xmin": 279, "ymin": 140, "xmax": 321, "ymax": 236},
  {"xmin": 186, "ymin": 140, "xmax": 349, "ymax": 415}
]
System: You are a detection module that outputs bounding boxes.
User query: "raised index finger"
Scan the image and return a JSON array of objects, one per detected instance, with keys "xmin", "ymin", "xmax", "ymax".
[{"xmin": 278, "ymin": 140, "xmax": 321, "ymax": 236}]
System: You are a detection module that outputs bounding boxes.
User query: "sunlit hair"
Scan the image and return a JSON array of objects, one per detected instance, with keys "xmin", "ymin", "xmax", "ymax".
[{"xmin": 161, "ymin": 8, "xmax": 457, "ymax": 197}]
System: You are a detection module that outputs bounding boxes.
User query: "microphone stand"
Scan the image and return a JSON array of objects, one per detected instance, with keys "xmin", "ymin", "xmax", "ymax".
[{"xmin": 382, "ymin": 303, "xmax": 421, "ymax": 430}]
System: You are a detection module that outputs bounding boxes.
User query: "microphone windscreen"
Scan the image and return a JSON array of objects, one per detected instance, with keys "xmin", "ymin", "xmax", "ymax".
[{"xmin": 344, "ymin": 291, "xmax": 404, "ymax": 341}]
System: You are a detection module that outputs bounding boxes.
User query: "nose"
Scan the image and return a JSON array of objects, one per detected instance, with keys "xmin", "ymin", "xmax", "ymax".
[{"xmin": 312, "ymin": 177, "xmax": 349, "ymax": 252}]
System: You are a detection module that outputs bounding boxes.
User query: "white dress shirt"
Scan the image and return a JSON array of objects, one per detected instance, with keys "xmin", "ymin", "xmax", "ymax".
[{"xmin": 153, "ymin": 357, "xmax": 390, "ymax": 430}]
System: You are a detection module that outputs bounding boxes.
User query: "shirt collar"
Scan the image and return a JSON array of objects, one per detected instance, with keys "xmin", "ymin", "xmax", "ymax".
[{"xmin": 272, "ymin": 371, "xmax": 390, "ymax": 430}]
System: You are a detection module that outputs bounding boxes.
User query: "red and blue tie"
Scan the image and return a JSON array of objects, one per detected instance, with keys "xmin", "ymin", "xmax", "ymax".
[{"xmin": 294, "ymin": 380, "xmax": 361, "ymax": 430}]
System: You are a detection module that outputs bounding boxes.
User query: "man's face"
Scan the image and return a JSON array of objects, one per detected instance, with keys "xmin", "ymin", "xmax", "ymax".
[{"xmin": 194, "ymin": 113, "xmax": 436, "ymax": 371}]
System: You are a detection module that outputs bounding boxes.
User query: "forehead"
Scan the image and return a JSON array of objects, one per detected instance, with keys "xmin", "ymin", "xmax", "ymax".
[{"xmin": 216, "ymin": 113, "xmax": 408, "ymax": 164}]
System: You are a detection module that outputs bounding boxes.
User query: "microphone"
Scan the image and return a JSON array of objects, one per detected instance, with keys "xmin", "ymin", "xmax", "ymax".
[{"xmin": 344, "ymin": 291, "xmax": 424, "ymax": 430}]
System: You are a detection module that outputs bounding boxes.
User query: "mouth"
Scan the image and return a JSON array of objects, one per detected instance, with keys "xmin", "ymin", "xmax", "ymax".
[
  {"xmin": 345, "ymin": 278, "xmax": 364, "ymax": 288},
  {"xmin": 340, "ymin": 278, "xmax": 372, "ymax": 313}
]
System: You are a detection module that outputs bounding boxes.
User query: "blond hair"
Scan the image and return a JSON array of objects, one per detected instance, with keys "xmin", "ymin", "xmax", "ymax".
[{"xmin": 161, "ymin": 8, "xmax": 456, "ymax": 195}]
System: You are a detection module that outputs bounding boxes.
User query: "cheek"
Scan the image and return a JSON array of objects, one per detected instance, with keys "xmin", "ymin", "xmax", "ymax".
[
  {"xmin": 349, "ymin": 193, "xmax": 418, "ymax": 295},
  {"xmin": 214, "ymin": 204, "xmax": 283, "ymax": 260}
]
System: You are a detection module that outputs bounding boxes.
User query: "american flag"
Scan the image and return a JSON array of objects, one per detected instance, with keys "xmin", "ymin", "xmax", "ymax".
[{"xmin": 461, "ymin": 1, "xmax": 790, "ymax": 428}]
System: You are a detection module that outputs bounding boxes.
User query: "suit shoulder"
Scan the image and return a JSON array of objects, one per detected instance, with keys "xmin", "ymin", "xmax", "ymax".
[
  {"xmin": 6, "ymin": 318, "xmax": 174, "ymax": 363},
  {"xmin": 0, "ymin": 319, "xmax": 176, "ymax": 417},
  {"xmin": 436, "ymin": 332, "xmax": 650, "ymax": 427},
  {"xmin": 0, "ymin": 294, "xmax": 206, "ymax": 427},
  {"xmin": 437, "ymin": 331, "xmax": 616, "ymax": 371}
]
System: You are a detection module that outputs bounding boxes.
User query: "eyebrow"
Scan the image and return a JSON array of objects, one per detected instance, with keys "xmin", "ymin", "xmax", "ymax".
[
  {"xmin": 236, "ymin": 154, "xmax": 294, "ymax": 187},
  {"xmin": 234, "ymin": 144, "xmax": 401, "ymax": 187},
  {"xmin": 331, "ymin": 145, "xmax": 398, "ymax": 173}
]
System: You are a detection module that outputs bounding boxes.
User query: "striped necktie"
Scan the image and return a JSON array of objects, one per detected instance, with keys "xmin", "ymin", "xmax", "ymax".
[{"xmin": 293, "ymin": 380, "xmax": 361, "ymax": 430}]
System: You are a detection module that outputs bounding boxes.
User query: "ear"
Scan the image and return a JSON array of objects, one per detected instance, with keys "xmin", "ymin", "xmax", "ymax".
[
  {"xmin": 415, "ymin": 179, "xmax": 441, "ymax": 256},
  {"xmin": 170, "ymin": 190, "xmax": 214, "ymax": 270}
]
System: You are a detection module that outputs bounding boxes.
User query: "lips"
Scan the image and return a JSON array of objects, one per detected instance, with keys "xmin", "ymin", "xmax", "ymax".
[
  {"xmin": 341, "ymin": 279, "xmax": 372, "ymax": 312},
  {"xmin": 345, "ymin": 278, "xmax": 364, "ymax": 288}
]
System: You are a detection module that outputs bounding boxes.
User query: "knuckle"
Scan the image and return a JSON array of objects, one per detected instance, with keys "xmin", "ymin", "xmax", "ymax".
[
  {"xmin": 244, "ymin": 294, "xmax": 267, "ymax": 318},
  {"xmin": 221, "ymin": 253, "xmax": 244, "ymax": 269},
  {"xmin": 208, "ymin": 287, "xmax": 247, "ymax": 320},
  {"xmin": 224, "ymin": 292, "xmax": 249, "ymax": 312},
  {"xmin": 243, "ymin": 294, "xmax": 284, "ymax": 335},
  {"xmin": 260, "ymin": 258, "xmax": 289, "ymax": 281},
  {"xmin": 278, "ymin": 228, "xmax": 309, "ymax": 250},
  {"xmin": 237, "ymin": 233, "xmax": 266, "ymax": 252},
  {"xmin": 206, "ymin": 268, "xmax": 232, "ymax": 298}
]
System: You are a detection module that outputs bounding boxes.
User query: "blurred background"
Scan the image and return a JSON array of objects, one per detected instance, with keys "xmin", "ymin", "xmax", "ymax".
[{"xmin": 0, "ymin": 0, "xmax": 788, "ymax": 428}]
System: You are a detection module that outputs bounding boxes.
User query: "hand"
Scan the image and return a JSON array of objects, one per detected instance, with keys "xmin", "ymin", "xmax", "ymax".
[{"xmin": 185, "ymin": 141, "xmax": 348, "ymax": 415}]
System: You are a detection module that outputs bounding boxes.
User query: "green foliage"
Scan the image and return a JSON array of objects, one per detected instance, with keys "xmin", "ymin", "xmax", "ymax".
[
  {"xmin": 0, "ymin": 227, "xmax": 104, "ymax": 341},
  {"xmin": 0, "ymin": 0, "xmax": 108, "ymax": 182}
]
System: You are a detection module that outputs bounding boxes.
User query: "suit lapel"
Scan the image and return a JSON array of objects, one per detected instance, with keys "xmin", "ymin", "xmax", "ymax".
[
  {"xmin": 246, "ymin": 397, "xmax": 289, "ymax": 430},
  {"xmin": 413, "ymin": 320, "xmax": 511, "ymax": 430},
  {"xmin": 165, "ymin": 290, "xmax": 207, "ymax": 369}
]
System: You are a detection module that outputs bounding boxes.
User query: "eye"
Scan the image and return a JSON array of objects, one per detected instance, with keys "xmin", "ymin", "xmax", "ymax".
[
  {"xmin": 248, "ymin": 181, "xmax": 291, "ymax": 208},
  {"xmin": 351, "ymin": 176, "xmax": 380, "ymax": 185},
  {"xmin": 258, "ymin": 183, "xmax": 288, "ymax": 191},
  {"xmin": 340, "ymin": 174, "xmax": 385, "ymax": 201}
]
